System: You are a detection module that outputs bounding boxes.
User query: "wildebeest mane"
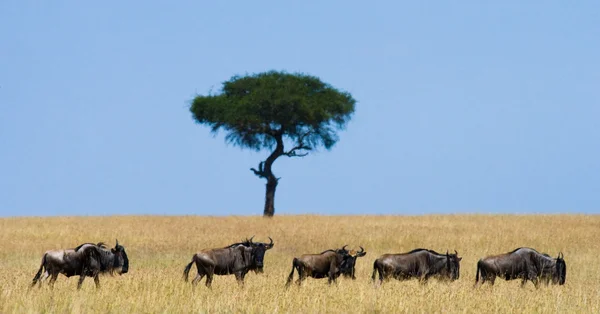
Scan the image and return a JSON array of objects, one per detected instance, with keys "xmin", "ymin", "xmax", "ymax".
[
  {"xmin": 508, "ymin": 247, "xmax": 539, "ymax": 254},
  {"xmin": 407, "ymin": 248, "xmax": 446, "ymax": 256},
  {"xmin": 225, "ymin": 237, "xmax": 255, "ymax": 249},
  {"xmin": 225, "ymin": 241, "xmax": 251, "ymax": 249},
  {"xmin": 74, "ymin": 242, "xmax": 107, "ymax": 252},
  {"xmin": 319, "ymin": 249, "xmax": 337, "ymax": 254}
]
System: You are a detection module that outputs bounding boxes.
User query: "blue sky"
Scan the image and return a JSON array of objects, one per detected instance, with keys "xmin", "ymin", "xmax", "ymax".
[{"xmin": 1, "ymin": 1, "xmax": 599, "ymax": 216}]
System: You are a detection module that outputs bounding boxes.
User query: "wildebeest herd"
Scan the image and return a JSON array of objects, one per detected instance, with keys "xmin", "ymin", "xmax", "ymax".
[{"xmin": 30, "ymin": 237, "xmax": 566, "ymax": 290}]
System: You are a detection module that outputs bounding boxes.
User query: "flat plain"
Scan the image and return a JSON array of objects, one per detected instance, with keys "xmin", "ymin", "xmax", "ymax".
[{"xmin": 0, "ymin": 215, "xmax": 598, "ymax": 313}]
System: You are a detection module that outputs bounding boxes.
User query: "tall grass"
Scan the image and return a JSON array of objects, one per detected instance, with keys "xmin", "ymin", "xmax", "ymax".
[{"xmin": 0, "ymin": 215, "xmax": 598, "ymax": 313}]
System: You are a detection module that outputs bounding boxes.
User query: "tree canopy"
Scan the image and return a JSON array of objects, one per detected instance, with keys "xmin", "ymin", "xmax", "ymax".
[{"xmin": 190, "ymin": 70, "xmax": 356, "ymax": 216}]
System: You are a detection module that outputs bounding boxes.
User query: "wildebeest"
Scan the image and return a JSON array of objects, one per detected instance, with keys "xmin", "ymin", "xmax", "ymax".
[
  {"xmin": 541, "ymin": 252, "xmax": 567, "ymax": 285},
  {"xmin": 31, "ymin": 240, "xmax": 129, "ymax": 289},
  {"xmin": 339, "ymin": 246, "xmax": 367, "ymax": 280},
  {"xmin": 225, "ymin": 236, "xmax": 274, "ymax": 274},
  {"xmin": 475, "ymin": 247, "xmax": 566, "ymax": 287},
  {"xmin": 285, "ymin": 245, "xmax": 355, "ymax": 287},
  {"xmin": 372, "ymin": 249, "xmax": 462, "ymax": 285},
  {"xmin": 183, "ymin": 236, "xmax": 274, "ymax": 288}
]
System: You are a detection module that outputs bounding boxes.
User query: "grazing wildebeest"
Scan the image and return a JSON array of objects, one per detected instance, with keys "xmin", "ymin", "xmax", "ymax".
[
  {"xmin": 31, "ymin": 240, "xmax": 129, "ymax": 289},
  {"xmin": 339, "ymin": 246, "xmax": 367, "ymax": 280},
  {"xmin": 475, "ymin": 247, "xmax": 566, "ymax": 287},
  {"xmin": 372, "ymin": 249, "xmax": 462, "ymax": 285},
  {"xmin": 285, "ymin": 245, "xmax": 353, "ymax": 287},
  {"xmin": 540, "ymin": 252, "xmax": 566, "ymax": 285},
  {"xmin": 183, "ymin": 237, "xmax": 274, "ymax": 288}
]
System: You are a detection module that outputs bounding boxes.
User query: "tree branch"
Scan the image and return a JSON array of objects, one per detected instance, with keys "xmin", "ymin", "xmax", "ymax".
[
  {"xmin": 283, "ymin": 131, "xmax": 312, "ymax": 157},
  {"xmin": 250, "ymin": 161, "xmax": 266, "ymax": 178},
  {"xmin": 250, "ymin": 133, "xmax": 284, "ymax": 179},
  {"xmin": 283, "ymin": 145, "xmax": 311, "ymax": 157}
]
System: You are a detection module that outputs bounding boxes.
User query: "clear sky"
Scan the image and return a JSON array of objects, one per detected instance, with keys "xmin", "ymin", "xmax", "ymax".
[{"xmin": 1, "ymin": 1, "xmax": 599, "ymax": 216}]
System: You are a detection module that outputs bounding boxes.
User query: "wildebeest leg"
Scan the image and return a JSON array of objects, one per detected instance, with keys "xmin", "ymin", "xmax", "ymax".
[
  {"xmin": 191, "ymin": 262, "xmax": 205, "ymax": 286},
  {"xmin": 234, "ymin": 271, "xmax": 245, "ymax": 287},
  {"xmin": 191, "ymin": 273, "xmax": 204, "ymax": 286},
  {"xmin": 205, "ymin": 266, "xmax": 215, "ymax": 288},
  {"xmin": 477, "ymin": 276, "xmax": 485, "ymax": 286},
  {"xmin": 31, "ymin": 269, "xmax": 50, "ymax": 288},
  {"xmin": 48, "ymin": 272, "xmax": 59, "ymax": 289},
  {"xmin": 295, "ymin": 267, "xmax": 302, "ymax": 286},
  {"xmin": 297, "ymin": 266, "xmax": 306, "ymax": 286},
  {"xmin": 543, "ymin": 276, "xmax": 550, "ymax": 286},
  {"xmin": 531, "ymin": 276, "xmax": 540, "ymax": 289},
  {"xmin": 419, "ymin": 272, "xmax": 431, "ymax": 285},
  {"xmin": 479, "ymin": 273, "xmax": 489, "ymax": 286},
  {"xmin": 94, "ymin": 273, "xmax": 100, "ymax": 289},
  {"xmin": 520, "ymin": 276, "xmax": 528, "ymax": 287},
  {"xmin": 328, "ymin": 260, "xmax": 339, "ymax": 285},
  {"xmin": 328, "ymin": 269, "xmax": 338, "ymax": 285},
  {"xmin": 327, "ymin": 275, "xmax": 335, "ymax": 285},
  {"xmin": 36, "ymin": 270, "xmax": 50, "ymax": 288},
  {"xmin": 77, "ymin": 275, "xmax": 86, "ymax": 290},
  {"xmin": 378, "ymin": 264, "xmax": 389, "ymax": 285}
]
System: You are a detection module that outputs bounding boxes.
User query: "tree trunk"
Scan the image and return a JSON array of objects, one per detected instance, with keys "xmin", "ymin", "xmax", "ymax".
[
  {"xmin": 263, "ymin": 176, "xmax": 278, "ymax": 217},
  {"xmin": 251, "ymin": 134, "xmax": 285, "ymax": 217}
]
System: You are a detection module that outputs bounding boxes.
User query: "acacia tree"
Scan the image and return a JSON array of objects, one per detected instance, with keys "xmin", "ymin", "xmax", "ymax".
[{"xmin": 190, "ymin": 71, "xmax": 355, "ymax": 217}]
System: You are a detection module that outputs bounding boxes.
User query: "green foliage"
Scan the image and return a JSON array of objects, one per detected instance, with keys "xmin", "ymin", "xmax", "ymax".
[{"xmin": 190, "ymin": 71, "xmax": 356, "ymax": 152}]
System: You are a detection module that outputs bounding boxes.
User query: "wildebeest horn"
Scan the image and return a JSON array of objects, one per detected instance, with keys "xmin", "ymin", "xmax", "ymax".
[
  {"xmin": 267, "ymin": 237, "xmax": 274, "ymax": 248},
  {"xmin": 359, "ymin": 246, "xmax": 364, "ymax": 253},
  {"xmin": 454, "ymin": 250, "xmax": 458, "ymax": 256},
  {"xmin": 116, "ymin": 239, "xmax": 119, "ymax": 247},
  {"xmin": 342, "ymin": 245, "xmax": 348, "ymax": 251}
]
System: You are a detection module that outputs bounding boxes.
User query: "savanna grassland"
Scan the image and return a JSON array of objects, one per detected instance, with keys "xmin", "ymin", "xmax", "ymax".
[{"xmin": 0, "ymin": 215, "xmax": 599, "ymax": 313}]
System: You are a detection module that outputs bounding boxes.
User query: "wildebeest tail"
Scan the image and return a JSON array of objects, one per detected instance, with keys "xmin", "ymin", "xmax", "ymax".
[
  {"xmin": 285, "ymin": 258, "xmax": 298, "ymax": 288},
  {"xmin": 372, "ymin": 259, "xmax": 384, "ymax": 283},
  {"xmin": 475, "ymin": 259, "xmax": 482, "ymax": 283},
  {"xmin": 183, "ymin": 257, "xmax": 195, "ymax": 282},
  {"xmin": 31, "ymin": 253, "xmax": 47, "ymax": 287},
  {"xmin": 371, "ymin": 260, "xmax": 377, "ymax": 282}
]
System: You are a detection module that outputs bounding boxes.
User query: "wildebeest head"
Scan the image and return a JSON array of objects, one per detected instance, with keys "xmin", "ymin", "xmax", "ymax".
[
  {"xmin": 110, "ymin": 239, "xmax": 129, "ymax": 275},
  {"xmin": 339, "ymin": 246, "xmax": 367, "ymax": 279},
  {"xmin": 553, "ymin": 252, "xmax": 566, "ymax": 285},
  {"xmin": 241, "ymin": 236, "xmax": 274, "ymax": 273},
  {"xmin": 442, "ymin": 250, "xmax": 462, "ymax": 280}
]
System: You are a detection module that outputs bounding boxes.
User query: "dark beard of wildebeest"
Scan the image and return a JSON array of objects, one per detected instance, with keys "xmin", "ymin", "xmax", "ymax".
[
  {"xmin": 475, "ymin": 247, "xmax": 566, "ymax": 288},
  {"xmin": 183, "ymin": 236, "xmax": 274, "ymax": 288},
  {"xmin": 31, "ymin": 240, "xmax": 129, "ymax": 290},
  {"xmin": 371, "ymin": 249, "xmax": 462, "ymax": 285},
  {"xmin": 339, "ymin": 246, "xmax": 367, "ymax": 280},
  {"xmin": 285, "ymin": 245, "xmax": 360, "ymax": 287}
]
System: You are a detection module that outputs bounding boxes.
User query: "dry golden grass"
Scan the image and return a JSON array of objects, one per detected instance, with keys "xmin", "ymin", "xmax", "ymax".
[{"xmin": 0, "ymin": 215, "xmax": 598, "ymax": 313}]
